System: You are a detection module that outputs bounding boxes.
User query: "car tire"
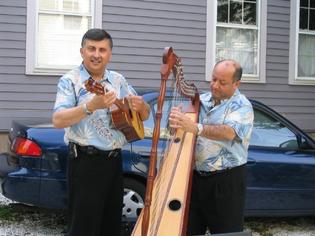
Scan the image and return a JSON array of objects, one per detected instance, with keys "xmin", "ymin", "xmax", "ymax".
[{"xmin": 123, "ymin": 178, "xmax": 145, "ymax": 221}]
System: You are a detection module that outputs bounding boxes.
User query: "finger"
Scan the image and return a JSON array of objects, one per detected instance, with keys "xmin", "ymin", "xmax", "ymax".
[
  {"xmin": 134, "ymin": 100, "xmax": 143, "ymax": 108},
  {"xmin": 177, "ymin": 103, "xmax": 183, "ymax": 111},
  {"xmin": 169, "ymin": 122, "xmax": 181, "ymax": 129},
  {"xmin": 130, "ymin": 96, "xmax": 141, "ymax": 105},
  {"xmin": 105, "ymin": 91, "xmax": 116, "ymax": 98},
  {"xmin": 170, "ymin": 113, "xmax": 179, "ymax": 121},
  {"xmin": 109, "ymin": 93, "xmax": 117, "ymax": 102},
  {"xmin": 171, "ymin": 107, "xmax": 179, "ymax": 112},
  {"xmin": 171, "ymin": 110, "xmax": 181, "ymax": 119},
  {"xmin": 169, "ymin": 117, "xmax": 180, "ymax": 125},
  {"xmin": 131, "ymin": 102, "xmax": 138, "ymax": 110}
]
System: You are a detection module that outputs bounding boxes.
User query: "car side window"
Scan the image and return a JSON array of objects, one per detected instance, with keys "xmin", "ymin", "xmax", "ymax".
[
  {"xmin": 143, "ymin": 100, "xmax": 171, "ymax": 139},
  {"xmin": 250, "ymin": 108, "xmax": 299, "ymax": 149},
  {"xmin": 143, "ymin": 108, "xmax": 155, "ymax": 138},
  {"xmin": 143, "ymin": 98, "xmax": 190, "ymax": 139}
]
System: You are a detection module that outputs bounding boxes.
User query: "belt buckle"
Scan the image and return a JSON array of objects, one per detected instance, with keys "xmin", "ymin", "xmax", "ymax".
[
  {"xmin": 86, "ymin": 146, "xmax": 96, "ymax": 155},
  {"xmin": 201, "ymin": 171, "xmax": 211, "ymax": 177},
  {"xmin": 195, "ymin": 170, "xmax": 210, "ymax": 177},
  {"xmin": 108, "ymin": 150, "xmax": 118, "ymax": 158}
]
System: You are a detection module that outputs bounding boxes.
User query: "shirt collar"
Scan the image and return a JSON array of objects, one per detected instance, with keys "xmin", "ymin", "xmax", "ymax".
[
  {"xmin": 209, "ymin": 88, "xmax": 240, "ymax": 106},
  {"xmin": 79, "ymin": 63, "xmax": 113, "ymax": 85}
]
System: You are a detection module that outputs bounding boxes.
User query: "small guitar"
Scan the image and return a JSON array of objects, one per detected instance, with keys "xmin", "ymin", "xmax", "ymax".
[{"xmin": 84, "ymin": 78, "xmax": 144, "ymax": 142}]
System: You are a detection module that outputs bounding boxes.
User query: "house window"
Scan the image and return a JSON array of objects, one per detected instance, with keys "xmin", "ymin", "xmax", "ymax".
[
  {"xmin": 298, "ymin": 0, "xmax": 315, "ymax": 78},
  {"xmin": 26, "ymin": 0, "xmax": 102, "ymax": 75},
  {"xmin": 206, "ymin": 0, "xmax": 266, "ymax": 83},
  {"xmin": 289, "ymin": 0, "xmax": 315, "ymax": 85}
]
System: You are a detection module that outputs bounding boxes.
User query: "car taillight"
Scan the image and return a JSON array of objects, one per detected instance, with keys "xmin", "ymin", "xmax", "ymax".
[{"xmin": 11, "ymin": 137, "xmax": 42, "ymax": 157}]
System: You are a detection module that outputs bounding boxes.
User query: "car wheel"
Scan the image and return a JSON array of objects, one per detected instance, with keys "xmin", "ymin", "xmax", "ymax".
[{"xmin": 123, "ymin": 178, "xmax": 145, "ymax": 220}]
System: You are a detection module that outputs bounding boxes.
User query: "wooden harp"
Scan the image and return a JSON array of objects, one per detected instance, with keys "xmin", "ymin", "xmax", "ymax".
[{"xmin": 132, "ymin": 47, "xmax": 200, "ymax": 236}]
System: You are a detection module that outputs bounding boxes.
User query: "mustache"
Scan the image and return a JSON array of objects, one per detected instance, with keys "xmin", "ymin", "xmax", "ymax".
[{"xmin": 91, "ymin": 57, "xmax": 101, "ymax": 62}]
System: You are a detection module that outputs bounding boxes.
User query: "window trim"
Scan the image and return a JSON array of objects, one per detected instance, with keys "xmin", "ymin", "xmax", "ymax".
[
  {"xmin": 205, "ymin": 0, "xmax": 267, "ymax": 83},
  {"xmin": 26, "ymin": 0, "xmax": 103, "ymax": 76},
  {"xmin": 289, "ymin": 0, "xmax": 315, "ymax": 85}
]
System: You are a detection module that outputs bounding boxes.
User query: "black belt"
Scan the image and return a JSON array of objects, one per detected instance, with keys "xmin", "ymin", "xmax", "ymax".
[
  {"xmin": 194, "ymin": 164, "xmax": 245, "ymax": 177},
  {"xmin": 69, "ymin": 142, "xmax": 120, "ymax": 158},
  {"xmin": 194, "ymin": 168, "xmax": 231, "ymax": 177}
]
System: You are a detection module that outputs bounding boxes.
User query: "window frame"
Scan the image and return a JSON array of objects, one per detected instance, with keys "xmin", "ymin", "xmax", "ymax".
[
  {"xmin": 26, "ymin": 0, "xmax": 103, "ymax": 75},
  {"xmin": 205, "ymin": 0, "xmax": 267, "ymax": 83},
  {"xmin": 289, "ymin": 0, "xmax": 315, "ymax": 85}
]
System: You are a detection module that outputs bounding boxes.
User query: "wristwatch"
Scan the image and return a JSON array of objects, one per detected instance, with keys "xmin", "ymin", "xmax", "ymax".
[
  {"xmin": 197, "ymin": 123, "xmax": 204, "ymax": 136},
  {"xmin": 83, "ymin": 103, "xmax": 93, "ymax": 115}
]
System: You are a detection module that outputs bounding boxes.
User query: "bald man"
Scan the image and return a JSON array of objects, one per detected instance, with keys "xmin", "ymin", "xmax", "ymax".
[{"xmin": 169, "ymin": 60, "xmax": 254, "ymax": 235}]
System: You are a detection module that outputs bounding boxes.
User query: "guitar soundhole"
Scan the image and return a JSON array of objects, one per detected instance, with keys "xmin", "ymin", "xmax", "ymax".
[
  {"xmin": 169, "ymin": 199, "xmax": 181, "ymax": 211},
  {"xmin": 174, "ymin": 137, "xmax": 181, "ymax": 143}
]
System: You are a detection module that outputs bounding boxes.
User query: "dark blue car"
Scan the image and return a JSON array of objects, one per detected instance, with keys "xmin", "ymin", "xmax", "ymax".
[{"xmin": 1, "ymin": 91, "xmax": 315, "ymax": 221}]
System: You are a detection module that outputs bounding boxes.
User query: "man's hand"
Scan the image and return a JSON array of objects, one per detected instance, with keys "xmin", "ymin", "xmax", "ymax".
[
  {"xmin": 87, "ymin": 90, "xmax": 116, "ymax": 112},
  {"xmin": 128, "ymin": 95, "xmax": 150, "ymax": 121},
  {"xmin": 169, "ymin": 107, "xmax": 198, "ymax": 134},
  {"xmin": 128, "ymin": 95, "xmax": 145, "ymax": 112}
]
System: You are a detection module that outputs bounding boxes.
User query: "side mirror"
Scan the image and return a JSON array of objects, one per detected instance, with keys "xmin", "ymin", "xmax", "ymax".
[
  {"xmin": 300, "ymin": 139, "xmax": 311, "ymax": 149},
  {"xmin": 297, "ymin": 135, "xmax": 311, "ymax": 149}
]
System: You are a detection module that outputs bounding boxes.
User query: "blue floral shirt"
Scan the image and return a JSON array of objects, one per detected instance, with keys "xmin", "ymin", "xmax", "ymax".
[
  {"xmin": 195, "ymin": 89, "xmax": 254, "ymax": 171},
  {"xmin": 53, "ymin": 64, "xmax": 137, "ymax": 150}
]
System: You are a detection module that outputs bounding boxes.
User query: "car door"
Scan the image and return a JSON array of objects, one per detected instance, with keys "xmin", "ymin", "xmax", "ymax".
[
  {"xmin": 245, "ymin": 106, "xmax": 315, "ymax": 216},
  {"xmin": 129, "ymin": 97, "xmax": 171, "ymax": 176},
  {"xmin": 38, "ymin": 127, "xmax": 68, "ymax": 209}
]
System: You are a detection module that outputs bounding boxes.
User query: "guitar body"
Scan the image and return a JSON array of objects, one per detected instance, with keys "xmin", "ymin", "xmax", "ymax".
[
  {"xmin": 84, "ymin": 78, "xmax": 144, "ymax": 142},
  {"xmin": 111, "ymin": 97, "xmax": 144, "ymax": 142}
]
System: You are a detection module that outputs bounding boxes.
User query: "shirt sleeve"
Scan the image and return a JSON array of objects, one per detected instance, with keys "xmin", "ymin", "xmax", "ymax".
[
  {"xmin": 53, "ymin": 77, "xmax": 77, "ymax": 112},
  {"xmin": 224, "ymin": 101, "xmax": 254, "ymax": 142}
]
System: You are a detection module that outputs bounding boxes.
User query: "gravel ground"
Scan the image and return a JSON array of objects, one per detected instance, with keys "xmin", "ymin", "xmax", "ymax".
[
  {"xmin": 0, "ymin": 194, "xmax": 66, "ymax": 236},
  {"xmin": 1, "ymin": 193, "xmax": 315, "ymax": 236}
]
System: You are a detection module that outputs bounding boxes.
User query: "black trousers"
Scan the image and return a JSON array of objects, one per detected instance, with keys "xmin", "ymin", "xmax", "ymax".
[
  {"xmin": 66, "ymin": 147, "xmax": 123, "ymax": 236},
  {"xmin": 187, "ymin": 164, "xmax": 247, "ymax": 235}
]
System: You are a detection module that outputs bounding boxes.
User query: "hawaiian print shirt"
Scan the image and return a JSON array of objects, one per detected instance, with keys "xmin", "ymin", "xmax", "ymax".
[
  {"xmin": 53, "ymin": 64, "xmax": 137, "ymax": 151},
  {"xmin": 194, "ymin": 89, "xmax": 254, "ymax": 172}
]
